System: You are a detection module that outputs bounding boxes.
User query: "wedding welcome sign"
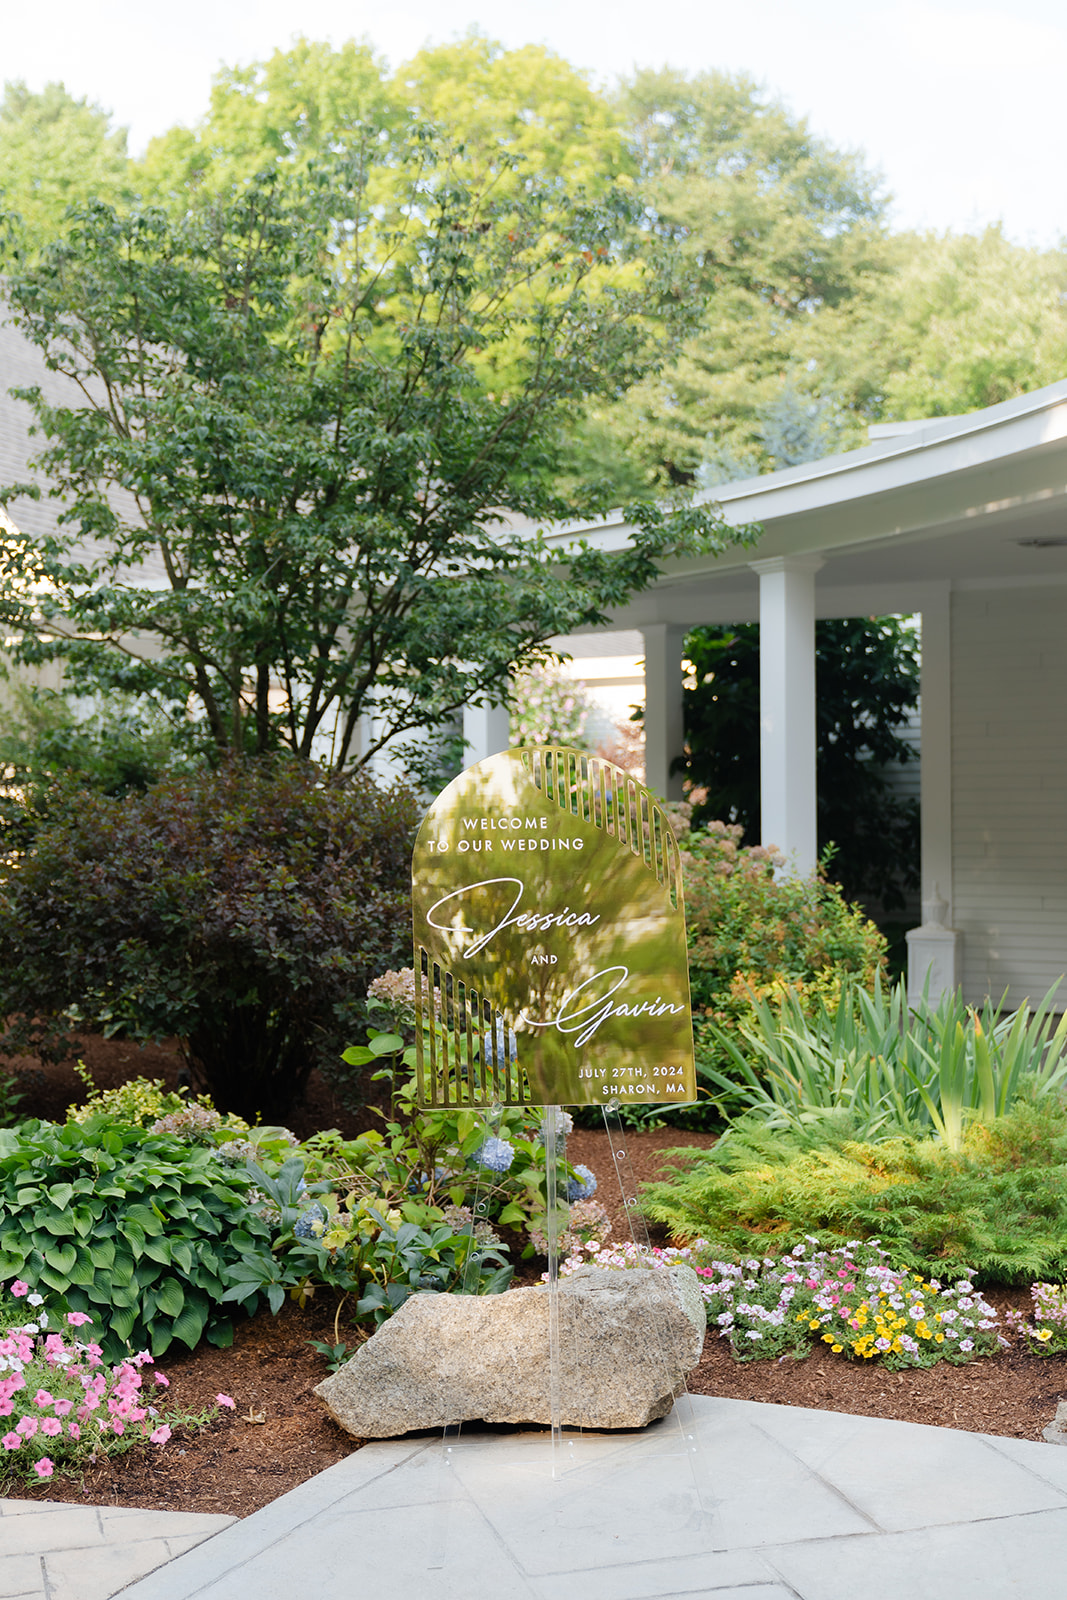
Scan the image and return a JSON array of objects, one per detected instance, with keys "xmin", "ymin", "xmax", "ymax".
[{"xmin": 412, "ymin": 747, "xmax": 696, "ymax": 1107}]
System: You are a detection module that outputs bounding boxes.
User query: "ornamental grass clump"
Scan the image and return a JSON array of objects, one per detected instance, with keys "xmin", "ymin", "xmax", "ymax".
[{"xmin": 0, "ymin": 1284, "xmax": 193, "ymax": 1486}]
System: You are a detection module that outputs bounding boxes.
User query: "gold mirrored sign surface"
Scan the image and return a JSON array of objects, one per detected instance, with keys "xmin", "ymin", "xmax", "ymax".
[{"xmin": 412, "ymin": 747, "xmax": 696, "ymax": 1107}]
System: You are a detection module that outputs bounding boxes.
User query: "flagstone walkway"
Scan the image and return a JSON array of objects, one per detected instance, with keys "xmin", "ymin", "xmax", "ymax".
[{"xmin": 8, "ymin": 1395, "xmax": 1067, "ymax": 1599}]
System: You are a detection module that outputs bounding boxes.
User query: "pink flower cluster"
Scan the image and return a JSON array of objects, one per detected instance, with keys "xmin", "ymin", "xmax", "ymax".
[{"xmin": 0, "ymin": 1288, "xmax": 175, "ymax": 1481}]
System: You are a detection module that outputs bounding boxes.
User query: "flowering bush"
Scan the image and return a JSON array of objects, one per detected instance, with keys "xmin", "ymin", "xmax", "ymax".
[
  {"xmin": 529, "ymin": 1199, "xmax": 612, "ymax": 1258},
  {"xmin": 558, "ymin": 1236, "xmax": 1005, "ymax": 1370},
  {"xmin": 509, "ymin": 661, "xmax": 597, "ymax": 750},
  {"xmin": 0, "ymin": 1286, "xmax": 201, "ymax": 1486},
  {"xmin": 668, "ymin": 809, "xmax": 885, "ymax": 1119},
  {"xmin": 1005, "ymin": 1283, "xmax": 1067, "ymax": 1354}
]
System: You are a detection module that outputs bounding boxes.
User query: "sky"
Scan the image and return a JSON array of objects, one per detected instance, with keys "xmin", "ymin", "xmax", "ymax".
[{"xmin": 4, "ymin": 0, "xmax": 1066, "ymax": 247}]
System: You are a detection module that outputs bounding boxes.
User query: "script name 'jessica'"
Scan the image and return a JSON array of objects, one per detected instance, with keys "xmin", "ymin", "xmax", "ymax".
[{"xmin": 425, "ymin": 878, "xmax": 600, "ymax": 959}]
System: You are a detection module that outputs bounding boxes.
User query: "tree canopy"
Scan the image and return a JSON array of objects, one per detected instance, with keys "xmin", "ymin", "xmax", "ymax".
[
  {"xmin": 0, "ymin": 81, "xmax": 130, "ymax": 249},
  {"xmin": 1, "ymin": 131, "xmax": 741, "ymax": 771}
]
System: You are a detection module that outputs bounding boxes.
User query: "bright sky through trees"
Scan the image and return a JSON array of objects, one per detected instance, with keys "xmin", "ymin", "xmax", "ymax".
[{"xmin": 4, "ymin": 0, "xmax": 1065, "ymax": 247}]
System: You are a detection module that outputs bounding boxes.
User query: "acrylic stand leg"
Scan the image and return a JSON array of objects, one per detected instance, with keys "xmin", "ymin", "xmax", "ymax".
[
  {"xmin": 543, "ymin": 1103, "xmax": 570, "ymax": 1477},
  {"xmin": 427, "ymin": 1101, "xmax": 504, "ymax": 1570}
]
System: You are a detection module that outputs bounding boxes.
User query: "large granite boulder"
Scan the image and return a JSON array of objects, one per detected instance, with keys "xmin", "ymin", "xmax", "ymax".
[{"xmin": 315, "ymin": 1264, "xmax": 707, "ymax": 1437}]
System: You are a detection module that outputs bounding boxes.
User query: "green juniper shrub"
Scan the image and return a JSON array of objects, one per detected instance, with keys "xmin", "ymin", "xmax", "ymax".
[
  {"xmin": 0, "ymin": 759, "xmax": 418, "ymax": 1120},
  {"xmin": 0, "ymin": 1117, "xmax": 275, "ymax": 1362},
  {"xmin": 639, "ymin": 1099, "xmax": 1067, "ymax": 1285}
]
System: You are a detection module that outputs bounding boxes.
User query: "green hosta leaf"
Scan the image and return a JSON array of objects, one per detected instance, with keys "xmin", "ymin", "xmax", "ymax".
[
  {"xmin": 110, "ymin": 1253, "xmax": 136, "ymax": 1287},
  {"xmin": 123, "ymin": 1203, "xmax": 164, "ymax": 1237},
  {"xmin": 43, "ymin": 1240, "xmax": 77, "ymax": 1275},
  {"xmin": 155, "ymin": 1276, "xmax": 185, "ymax": 1319},
  {"xmin": 109, "ymin": 1283, "xmax": 139, "ymax": 1310},
  {"xmin": 67, "ymin": 1248, "xmax": 96, "ymax": 1287},
  {"xmin": 109, "ymin": 1305, "xmax": 137, "ymax": 1343},
  {"xmin": 168, "ymin": 1301, "xmax": 207, "ymax": 1349},
  {"xmin": 205, "ymin": 1320, "xmax": 234, "ymax": 1349},
  {"xmin": 69, "ymin": 1205, "xmax": 96, "ymax": 1239},
  {"xmin": 142, "ymin": 1236, "xmax": 173, "ymax": 1266},
  {"xmin": 48, "ymin": 1182, "xmax": 74, "ymax": 1209},
  {"xmin": 170, "ymin": 1240, "xmax": 194, "ymax": 1275},
  {"xmin": 15, "ymin": 1187, "xmax": 41, "ymax": 1205},
  {"xmin": 89, "ymin": 1240, "xmax": 116, "ymax": 1270},
  {"xmin": 120, "ymin": 1219, "xmax": 146, "ymax": 1252},
  {"xmin": 38, "ymin": 1209, "xmax": 75, "ymax": 1237}
]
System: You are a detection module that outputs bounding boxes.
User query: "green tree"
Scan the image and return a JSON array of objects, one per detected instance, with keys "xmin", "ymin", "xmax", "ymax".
[
  {"xmin": 1, "ymin": 136, "xmax": 742, "ymax": 772},
  {"xmin": 805, "ymin": 225, "xmax": 1067, "ymax": 425},
  {"xmin": 574, "ymin": 68, "xmax": 890, "ymax": 490},
  {"xmin": 136, "ymin": 38, "xmax": 392, "ymax": 197},
  {"xmin": 0, "ymin": 81, "xmax": 130, "ymax": 248},
  {"xmin": 680, "ymin": 618, "xmax": 920, "ymax": 908}
]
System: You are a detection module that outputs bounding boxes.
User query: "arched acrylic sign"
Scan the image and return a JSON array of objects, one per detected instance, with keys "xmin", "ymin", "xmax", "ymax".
[{"xmin": 412, "ymin": 747, "xmax": 696, "ymax": 1107}]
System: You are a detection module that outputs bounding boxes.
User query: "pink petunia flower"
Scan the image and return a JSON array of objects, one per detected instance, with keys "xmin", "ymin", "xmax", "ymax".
[
  {"xmin": 154, "ymin": 1372, "xmax": 170, "ymax": 1388},
  {"xmin": 1, "ymin": 1433, "xmax": 20, "ymax": 1451},
  {"xmin": 53, "ymin": 1399, "xmax": 72, "ymax": 1417},
  {"xmin": 67, "ymin": 1423, "xmax": 80, "ymax": 1441},
  {"xmin": 15, "ymin": 1417, "xmax": 37, "ymax": 1439},
  {"xmin": 9, "ymin": 1282, "xmax": 28, "ymax": 1298},
  {"xmin": 216, "ymin": 1394, "xmax": 236, "ymax": 1409},
  {"xmin": 33, "ymin": 1458, "xmax": 53, "ymax": 1479},
  {"xmin": 66, "ymin": 1312, "xmax": 93, "ymax": 1327},
  {"xmin": 40, "ymin": 1418, "xmax": 61, "ymax": 1438},
  {"xmin": 149, "ymin": 1424, "xmax": 172, "ymax": 1445},
  {"xmin": 33, "ymin": 1389, "xmax": 54, "ymax": 1409}
]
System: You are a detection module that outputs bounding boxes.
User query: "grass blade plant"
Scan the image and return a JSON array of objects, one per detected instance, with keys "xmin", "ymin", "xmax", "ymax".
[{"xmin": 705, "ymin": 975, "xmax": 1067, "ymax": 1148}]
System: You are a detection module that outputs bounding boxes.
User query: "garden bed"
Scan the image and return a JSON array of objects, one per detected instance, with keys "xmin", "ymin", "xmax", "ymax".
[{"xmin": 3, "ymin": 1041, "xmax": 1065, "ymax": 1518}]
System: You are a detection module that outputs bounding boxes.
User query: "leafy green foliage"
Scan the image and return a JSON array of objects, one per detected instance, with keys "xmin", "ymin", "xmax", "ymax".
[
  {"xmin": 0, "ymin": 1119, "xmax": 271, "ymax": 1362},
  {"xmin": 0, "ymin": 682, "xmax": 195, "ymax": 854},
  {"xmin": 0, "ymin": 762, "xmax": 417, "ymax": 1119},
  {"xmin": 0, "ymin": 81, "xmax": 130, "ymax": 249},
  {"xmin": 671, "ymin": 809, "xmax": 885, "ymax": 1117},
  {"xmin": 1, "ymin": 128, "xmax": 741, "ymax": 771},
  {"xmin": 679, "ymin": 619, "xmax": 920, "ymax": 908},
  {"xmin": 704, "ymin": 977, "xmax": 1067, "ymax": 1149},
  {"xmin": 640, "ymin": 1101, "xmax": 1067, "ymax": 1285}
]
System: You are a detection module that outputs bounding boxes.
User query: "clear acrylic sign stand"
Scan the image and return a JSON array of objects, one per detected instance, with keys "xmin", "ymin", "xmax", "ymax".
[{"xmin": 412, "ymin": 749, "xmax": 712, "ymax": 1568}]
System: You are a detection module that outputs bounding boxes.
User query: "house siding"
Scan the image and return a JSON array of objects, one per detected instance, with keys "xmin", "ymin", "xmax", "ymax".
[{"xmin": 952, "ymin": 585, "xmax": 1067, "ymax": 1006}]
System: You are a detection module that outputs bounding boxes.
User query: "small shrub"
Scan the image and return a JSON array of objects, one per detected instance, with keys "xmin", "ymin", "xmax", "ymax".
[
  {"xmin": 0, "ymin": 760, "xmax": 418, "ymax": 1119},
  {"xmin": 0, "ymin": 1118, "xmax": 273, "ymax": 1361},
  {"xmin": 639, "ymin": 1102, "xmax": 1067, "ymax": 1285}
]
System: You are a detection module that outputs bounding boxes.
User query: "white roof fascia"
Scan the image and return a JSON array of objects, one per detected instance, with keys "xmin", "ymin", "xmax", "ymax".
[{"xmin": 540, "ymin": 377, "xmax": 1067, "ymax": 566}]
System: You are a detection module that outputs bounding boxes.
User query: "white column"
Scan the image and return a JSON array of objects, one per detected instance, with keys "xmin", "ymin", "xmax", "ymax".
[
  {"xmin": 907, "ymin": 586, "xmax": 960, "ymax": 1001},
  {"xmin": 918, "ymin": 586, "xmax": 953, "ymax": 921},
  {"xmin": 751, "ymin": 555, "xmax": 823, "ymax": 874},
  {"xmin": 462, "ymin": 700, "xmax": 511, "ymax": 768},
  {"xmin": 641, "ymin": 623, "xmax": 687, "ymax": 800}
]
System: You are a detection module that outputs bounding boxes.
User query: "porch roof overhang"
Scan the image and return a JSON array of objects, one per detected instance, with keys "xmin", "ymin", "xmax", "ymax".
[{"xmin": 542, "ymin": 377, "xmax": 1067, "ymax": 628}]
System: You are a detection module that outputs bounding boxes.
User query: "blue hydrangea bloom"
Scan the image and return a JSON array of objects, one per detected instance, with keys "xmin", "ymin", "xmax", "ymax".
[
  {"xmin": 472, "ymin": 1137, "xmax": 515, "ymax": 1174},
  {"xmin": 293, "ymin": 1203, "xmax": 327, "ymax": 1239},
  {"xmin": 566, "ymin": 1164, "xmax": 598, "ymax": 1202}
]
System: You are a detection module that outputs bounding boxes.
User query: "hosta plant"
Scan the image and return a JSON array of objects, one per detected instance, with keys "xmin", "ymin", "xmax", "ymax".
[{"xmin": 0, "ymin": 1118, "xmax": 273, "ymax": 1361}]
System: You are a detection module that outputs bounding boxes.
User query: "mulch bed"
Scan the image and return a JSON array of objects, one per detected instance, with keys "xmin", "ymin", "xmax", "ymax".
[{"xmin": 2, "ymin": 1036, "xmax": 1065, "ymax": 1518}]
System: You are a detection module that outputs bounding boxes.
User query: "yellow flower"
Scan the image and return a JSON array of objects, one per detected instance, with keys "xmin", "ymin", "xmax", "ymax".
[
  {"xmin": 935, "ymin": 1333, "xmax": 944, "ymax": 1343},
  {"xmin": 1036, "ymin": 1328, "xmax": 1054, "ymax": 1343},
  {"xmin": 831, "ymin": 1344, "xmax": 843, "ymax": 1353},
  {"xmin": 809, "ymin": 1320, "xmax": 821, "ymax": 1330}
]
